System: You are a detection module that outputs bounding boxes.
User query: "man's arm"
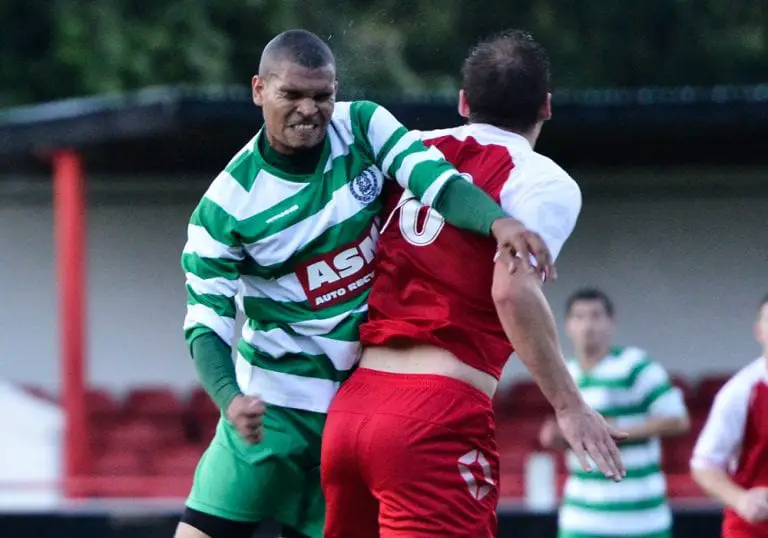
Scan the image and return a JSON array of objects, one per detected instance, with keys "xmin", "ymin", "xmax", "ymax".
[
  {"xmin": 493, "ymin": 169, "xmax": 582, "ymax": 410},
  {"xmin": 491, "ymin": 170, "xmax": 626, "ymax": 480},
  {"xmin": 491, "ymin": 263, "xmax": 580, "ymax": 412},
  {"xmin": 492, "ymin": 256, "xmax": 624, "ymax": 480},
  {"xmin": 690, "ymin": 379, "xmax": 749, "ymax": 511},
  {"xmin": 621, "ymin": 360, "xmax": 689, "ymax": 442},
  {"xmin": 182, "ymin": 182, "xmax": 266, "ymax": 443},
  {"xmin": 182, "ymin": 182, "xmax": 245, "ymax": 412}
]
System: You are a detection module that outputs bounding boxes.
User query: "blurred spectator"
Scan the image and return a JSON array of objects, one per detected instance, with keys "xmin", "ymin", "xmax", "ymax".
[
  {"xmin": 690, "ymin": 294, "xmax": 768, "ymax": 537},
  {"xmin": 540, "ymin": 287, "xmax": 689, "ymax": 538}
]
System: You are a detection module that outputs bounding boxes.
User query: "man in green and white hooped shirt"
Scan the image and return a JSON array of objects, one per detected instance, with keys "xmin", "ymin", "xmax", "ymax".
[
  {"xmin": 539, "ymin": 288, "xmax": 690, "ymax": 538},
  {"xmin": 176, "ymin": 29, "xmax": 556, "ymax": 538}
]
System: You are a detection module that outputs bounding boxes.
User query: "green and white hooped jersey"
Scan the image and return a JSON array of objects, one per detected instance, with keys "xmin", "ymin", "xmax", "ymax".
[
  {"xmin": 182, "ymin": 100, "xmax": 459, "ymax": 415},
  {"xmin": 559, "ymin": 346, "xmax": 688, "ymax": 538}
]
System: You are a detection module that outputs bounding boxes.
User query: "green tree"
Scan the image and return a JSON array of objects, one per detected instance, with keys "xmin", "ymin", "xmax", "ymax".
[{"xmin": 1, "ymin": 0, "xmax": 766, "ymax": 106}]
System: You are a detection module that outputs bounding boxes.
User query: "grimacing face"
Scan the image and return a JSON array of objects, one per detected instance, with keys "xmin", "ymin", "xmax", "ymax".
[
  {"xmin": 565, "ymin": 299, "xmax": 614, "ymax": 356},
  {"xmin": 252, "ymin": 60, "xmax": 337, "ymax": 154}
]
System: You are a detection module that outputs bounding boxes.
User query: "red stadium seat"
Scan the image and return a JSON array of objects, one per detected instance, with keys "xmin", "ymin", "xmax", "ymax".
[
  {"xmin": 85, "ymin": 388, "xmax": 121, "ymax": 451},
  {"xmin": 124, "ymin": 386, "xmax": 185, "ymax": 417},
  {"xmin": 86, "ymin": 388, "xmax": 120, "ymax": 417},
  {"xmin": 153, "ymin": 445, "xmax": 205, "ymax": 476},
  {"xmin": 689, "ymin": 409, "xmax": 709, "ymax": 435},
  {"xmin": 662, "ymin": 437, "xmax": 695, "ymax": 474},
  {"xmin": 693, "ymin": 373, "xmax": 731, "ymax": 411},
  {"xmin": 666, "ymin": 472, "xmax": 705, "ymax": 498},
  {"xmin": 496, "ymin": 415, "xmax": 543, "ymax": 449},
  {"xmin": 105, "ymin": 420, "xmax": 163, "ymax": 452},
  {"xmin": 187, "ymin": 387, "xmax": 221, "ymax": 443},
  {"xmin": 669, "ymin": 374, "xmax": 694, "ymax": 405},
  {"xmin": 498, "ymin": 445, "xmax": 531, "ymax": 475},
  {"xmin": 188, "ymin": 387, "xmax": 218, "ymax": 417},
  {"xmin": 194, "ymin": 415, "xmax": 219, "ymax": 443},
  {"xmin": 93, "ymin": 450, "xmax": 145, "ymax": 476},
  {"xmin": 556, "ymin": 472, "xmax": 567, "ymax": 499},
  {"xmin": 498, "ymin": 472, "xmax": 524, "ymax": 498},
  {"xmin": 505, "ymin": 380, "xmax": 551, "ymax": 416}
]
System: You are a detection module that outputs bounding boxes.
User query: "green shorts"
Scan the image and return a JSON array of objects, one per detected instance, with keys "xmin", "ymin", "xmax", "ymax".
[{"xmin": 186, "ymin": 404, "xmax": 326, "ymax": 537}]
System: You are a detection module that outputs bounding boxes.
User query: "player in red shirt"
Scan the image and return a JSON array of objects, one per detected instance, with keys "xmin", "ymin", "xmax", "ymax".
[
  {"xmin": 320, "ymin": 30, "xmax": 626, "ymax": 538},
  {"xmin": 691, "ymin": 294, "xmax": 768, "ymax": 538}
]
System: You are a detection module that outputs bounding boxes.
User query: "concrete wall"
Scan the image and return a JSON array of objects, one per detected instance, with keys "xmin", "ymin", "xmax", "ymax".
[{"xmin": 1, "ymin": 169, "xmax": 766, "ymax": 394}]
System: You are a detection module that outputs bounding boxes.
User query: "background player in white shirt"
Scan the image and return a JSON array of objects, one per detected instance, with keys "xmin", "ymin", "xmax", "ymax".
[{"xmin": 691, "ymin": 294, "xmax": 768, "ymax": 537}]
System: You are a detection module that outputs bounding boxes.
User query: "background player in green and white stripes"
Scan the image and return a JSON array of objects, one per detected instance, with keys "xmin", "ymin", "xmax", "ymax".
[
  {"xmin": 176, "ymin": 29, "xmax": 556, "ymax": 538},
  {"xmin": 540, "ymin": 288, "xmax": 690, "ymax": 538}
]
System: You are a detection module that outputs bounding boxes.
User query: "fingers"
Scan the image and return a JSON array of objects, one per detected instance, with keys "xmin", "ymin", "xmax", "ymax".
[
  {"xmin": 236, "ymin": 397, "xmax": 265, "ymax": 444},
  {"xmin": 241, "ymin": 427, "xmax": 263, "ymax": 444},
  {"xmin": 609, "ymin": 426, "xmax": 630, "ymax": 440},
  {"xmin": 243, "ymin": 398, "xmax": 266, "ymax": 417},
  {"xmin": 527, "ymin": 231, "xmax": 555, "ymax": 281},
  {"xmin": 594, "ymin": 436, "xmax": 625, "ymax": 481},
  {"xmin": 570, "ymin": 443, "xmax": 594, "ymax": 474},
  {"xmin": 508, "ymin": 237, "xmax": 534, "ymax": 274},
  {"xmin": 581, "ymin": 438, "xmax": 619, "ymax": 481},
  {"xmin": 237, "ymin": 416, "xmax": 264, "ymax": 444},
  {"xmin": 504, "ymin": 232, "xmax": 556, "ymax": 281},
  {"xmin": 584, "ymin": 439, "xmax": 622, "ymax": 482}
]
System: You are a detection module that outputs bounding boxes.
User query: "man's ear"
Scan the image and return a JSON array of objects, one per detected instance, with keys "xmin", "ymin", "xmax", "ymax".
[
  {"xmin": 252, "ymin": 75, "xmax": 264, "ymax": 106},
  {"xmin": 458, "ymin": 89, "xmax": 470, "ymax": 119},
  {"xmin": 539, "ymin": 92, "xmax": 552, "ymax": 122}
]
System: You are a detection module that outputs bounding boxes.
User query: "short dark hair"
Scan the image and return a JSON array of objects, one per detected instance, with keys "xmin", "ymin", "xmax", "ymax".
[
  {"xmin": 565, "ymin": 287, "xmax": 615, "ymax": 318},
  {"xmin": 259, "ymin": 29, "xmax": 335, "ymax": 76},
  {"xmin": 461, "ymin": 29, "xmax": 551, "ymax": 133}
]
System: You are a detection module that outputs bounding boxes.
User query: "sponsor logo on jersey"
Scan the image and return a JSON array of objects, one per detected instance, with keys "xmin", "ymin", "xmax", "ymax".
[
  {"xmin": 295, "ymin": 223, "xmax": 379, "ymax": 309},
  {"xmin": 350, "ymin": 167, "xmax": 382, "ymax": 205}
]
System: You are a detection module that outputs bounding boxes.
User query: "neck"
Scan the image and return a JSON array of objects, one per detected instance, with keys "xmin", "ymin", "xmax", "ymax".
[
  {"xmin": 524, "ymin": 123, "xmax": 542, "ymax": 148},
  {"xmin": 577, "ymin": 345, "xmax": 610, "ymax": 370},
  {"xmin": 258, "ymin": 130, "xmax": 324, "ymax": 175},
  {"xmin": 466, "ymin": 117, "xmax": 542, "ymax": 148}
]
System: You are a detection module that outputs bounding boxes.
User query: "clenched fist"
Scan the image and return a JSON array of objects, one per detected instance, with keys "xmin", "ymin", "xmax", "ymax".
[{"xmin": 226, "ymin": 394, "xmax": 266, "ymax": 444}]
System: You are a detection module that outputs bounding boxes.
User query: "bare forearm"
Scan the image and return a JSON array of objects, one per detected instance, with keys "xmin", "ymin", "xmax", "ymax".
[
  {"xmin": 692, "ymin": 467, "xmax": 744, "ymax": 509},
  {"xmin": 623, "ymin": 416, "xmax": 690, "ymax": 442},
  {"xmin": 492, "ymin": 269, "xmax": 582, "ymax": 412}
]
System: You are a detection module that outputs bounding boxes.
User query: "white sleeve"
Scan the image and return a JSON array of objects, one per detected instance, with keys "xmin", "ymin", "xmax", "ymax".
[
  {"xmin": 690, "ymin": 378, "xmax": 750, "ymax": 471},
  {"xmin": 632, "ymin": 360, "xmax": 688, "ymax": 418},
  {"xmin": 498, "ymin": 166, "xmax": 582, "ymax": 262}
]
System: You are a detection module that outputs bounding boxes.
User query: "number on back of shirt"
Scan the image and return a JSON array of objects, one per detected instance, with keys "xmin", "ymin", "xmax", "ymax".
[
  {"xmin": 399, "ymin": 198, "xmax": 445, "ymax": 246},
  {"xmin": 397, "ymin": 173, "xmax": 474, "ymax": 246}
]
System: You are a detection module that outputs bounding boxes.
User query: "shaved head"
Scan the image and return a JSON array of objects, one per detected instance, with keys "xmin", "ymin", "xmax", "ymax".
[
  {"xmin": 252, "ymin": 30, "xmax": 337, "ymax": 155},
  {"xmin": 259, "ymin": 29, "xmax": 335, "ymax": 77}
]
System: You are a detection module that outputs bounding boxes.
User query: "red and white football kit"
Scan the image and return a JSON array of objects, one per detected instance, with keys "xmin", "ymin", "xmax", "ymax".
[
  {"xmin": 321, "ymin": 123, "xmax": 582, "ymax": 537},
  {"xmin": 691, "ymin": 358, "xmax": 768, "ymax": 538}
]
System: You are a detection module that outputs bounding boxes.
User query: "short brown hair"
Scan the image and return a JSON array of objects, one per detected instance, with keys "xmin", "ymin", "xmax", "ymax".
[{"xmin": 461, "ymin": 30, "xmax": 551, "ymax": 133}]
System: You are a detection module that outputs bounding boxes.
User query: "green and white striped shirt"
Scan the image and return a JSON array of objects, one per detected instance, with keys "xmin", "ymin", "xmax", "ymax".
[
  {"xmin": 558, "ymin": 346, "xmax": 688, "ymax": 538},
  {"xmin": 182, "ymin": 100, "xmax": 460, "ymax": 415}
]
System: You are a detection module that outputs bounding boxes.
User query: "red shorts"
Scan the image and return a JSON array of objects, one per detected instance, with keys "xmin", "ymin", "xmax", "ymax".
[{"xmin": 321, "ymin": 368, "xmax": 499, "ymax": 538}]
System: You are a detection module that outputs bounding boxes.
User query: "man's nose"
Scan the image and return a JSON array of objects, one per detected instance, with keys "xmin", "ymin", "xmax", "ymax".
[{"xmin": 296, "ymin": 98, "xmax": 318, "ymax": 117}]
